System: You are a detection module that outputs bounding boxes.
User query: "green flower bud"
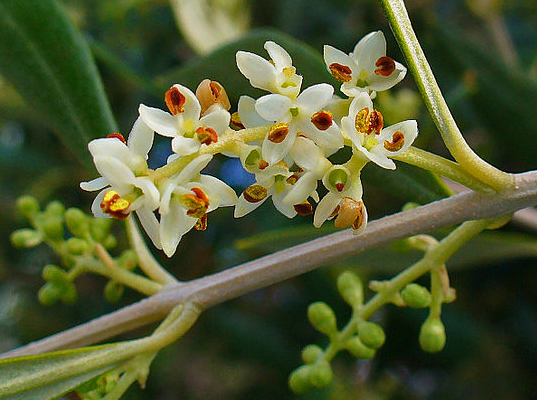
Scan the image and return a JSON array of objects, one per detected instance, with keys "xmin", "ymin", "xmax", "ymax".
[
  {"xmin": 61, "ymin": 283, "xmax": 78, "ymax": 305},
  {"xmin": 65, "ymin": 208, "xmax": 89, "ymax": 238},
  {"xmin": 104, "ymin": 281, "xmax": 124, "ymax": 303},
  {"xmin": 390, "ymin": 238, "xmax": 415, "ymax": 253},
  {"xmin": 419, "ymin": 317, "xmax": 446, "ymax": 353},
  {"xmin": 38, "ymin": 283, "xmax": 62, "ymax": 306},
  {"xmin": 401, "ymin": 283, "xmax": 432, "ymax": 308},
  {"xmin": 66, "ymin": 237, "xmax": 89, "ymax": 255},
  {"xmin": 307, "ymin": 302, "xmax": 337, "ymax": 335},
  {"xmin": 337, "ymin": 271, "xmax": 363, "ymax": 307},
  {"xmin": 358, "ymin": 321, "xmax": 386, "ymax": 349},
  {"xmin": 345, "ymin": 336, "xmax": 376, "ymax": 359},
  {"xmin": 118, "ymin": 249, "xmax": 138, "ymax": 270},
  {"xmin": 90, "ymin": 218, "xmax": 112, "ymax": 242},
  {"xmin": 301, "ymin": 344, "xmax": 323, "ymax": 364},
  {"xmin": 16, "ymin": 195, "xmax": 39, "ymax": 218},
  {"xmin": 309, "ymin": 361, "xmax": 333, "ymax": 388},
  {"xmin": 42, "ymin": 265, "xmax": 68, "ymax": 284},
  {"xmin": 45, "ymin": 201, "xmax": 65, "ymax": 216},
  {"xmin": 42, "ymin": 216, "xmax": 64, "ymax": 241},
  {"xmin": 10, "ymin": 229, "xmax": 42, "ymax": 248},
  {"xmin": 103, "ymin": 234, "xmax": 117, "ymax": 249},
  {"xmin": 288, "ymin": 365, "xmax": 313, "ymax": 394}
]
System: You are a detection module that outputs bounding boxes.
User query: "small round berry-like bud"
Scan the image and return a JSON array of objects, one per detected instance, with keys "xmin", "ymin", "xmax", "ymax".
[
  {"xmin": 358, "ymin": 321, "xmax": 386, "ymax": 349},
  {"xmin": 337, "ymin": 271, "xmax": 363, "ymax": 307},
  {"xmin": 419, "ymin": 317, "xmax": 446, "ymax": 353},
  {"xmin": 345, "ymin": 336, "xmax": 376, "ymax": 359},
  {"xmin": 118, "ymin": 249, "xmax": 138, "ymax": 270},
  {"xmin": 104, "ymin": 281, "xmax": 124, "ymax": 303},
  {"xmin": 309, "ymin": 361, "xmax": 333, "ymax": 388},
  {"xmin": 307, "ymin": 302, "xmax": 337, "ymax": 335},
  {"xmin": 45, "ymin": 201, "xmax": 65, "ymax": 216},
  {"xmin": 90, "ymin": 218, "xmax": 113, "ymax": 242},
  {"xmin": 42, "ymin": 265, "xmax": 67, "ymax": 284},
  {"xmin": 61, "ymin": 283, "xmax": 78, "ymax": 305},
  {"xmin": 66, "ymin": 238, "xmax": 89, "ymax": 255},
  {"xmin": 10, "ymin": 229, "xmax": 42, "ymax": 248},
  {"xmin": 288, "ymin": 365, "xmax": 313, "ymax": 394},
  {"xmin": 65, "ymin": 208, "xmax": 89, "ymax": 238},
  {"xmin": 401, "ymin": 283, "xmax": 432, "ymax": 308},
  {"xmin": 42, "ymin": 216, "xmax": 64, "ymax": 241},
  {"xmin": 38, "ymin": 283, "xmax": 62, "ymax": 306},
  {"xmin": 103, "ymin": 234, "xmax": 117, "ymax": 249},
  {"xmin": 301, "ymin": 344, "xmax": 323, "ymax": 364},
  {"xmin": 16, "ymin": 196, "xmax": 39, "ymax": 218}
]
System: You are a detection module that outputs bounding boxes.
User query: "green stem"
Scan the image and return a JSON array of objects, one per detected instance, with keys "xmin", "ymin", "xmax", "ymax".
[
  {"xmin": 394, "ymin": 147, "xmax": 492, "ymax": 192},
  {"xmin": 377, "ymin": 0, "xmax": 514, "ymax": 191}
]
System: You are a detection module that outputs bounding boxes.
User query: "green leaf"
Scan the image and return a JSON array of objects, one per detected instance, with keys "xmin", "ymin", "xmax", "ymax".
[
  {"xmin": 0, "ymin": 342, "xmax": 137, "ymax": 399},
  {"xmin": 155, "ymin": 28, "xmax": 335, "ymax": 105},
  {"xmin": 0, "ymin": 0, "xmax": 117, "ymax": 168}
]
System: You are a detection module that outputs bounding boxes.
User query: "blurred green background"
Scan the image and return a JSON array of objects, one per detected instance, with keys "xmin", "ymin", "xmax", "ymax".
[{"xmin": 1, "ymin": 0, "xmax": 537, "ymax": 398}]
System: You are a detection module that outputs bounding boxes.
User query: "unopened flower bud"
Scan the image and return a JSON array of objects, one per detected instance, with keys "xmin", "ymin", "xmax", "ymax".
[
  {"xmin": 103, "ymin": 234, "xmax": 117, "ymax": 249},
  {"xmin": 61, "ymin": 283, "xmax": 78, "ymax": 305},
  {"xmin": 66, "ymin": 238, "xmax": 89, "ymax": 255},
  {"xmin": 42, "ymin": 265, "xmax": 68, "ymax": 284},
  {"xmin": 345, "ymin": 336, "xmax": 376, "ymax": 359},
  {"xmin": 337, "ymin": 271, "xmax": 363, "ymax": 307},
  {"xmin": 401, "ymin": 283, "xmax": 431, "ymax": 308},
  {"xmin": 10, "ymin": 229, "xmax": 42, "ymax": 248},
  {"xmin": 309, "ymin": 360, "xmax": 333, "ymax": 388},
  {"xmin": 195, "ymin": 79, "xmax": 231, "ymax": 115},
  {"xmin": 307, "ymin": 302, "xmax": 337, "ymax": 335},
  {"xmin": 16, "ymin": 195, "xmax": 39, "ymax": 218},
  {"xmin": 301, "ymin": 344, "xmax": 323, "ymax": 364},
  {"xmin": 358, "ymin": 321, "xmax": 386, "ymax": 349},
  {"xmin": 38, "ymin": 283, "xmax": 62, "ymax": 306},
  {"xmin": 104, "ymin": 280, "xmax": 124, "ymax": 303},
  {"xmin": 419, "ymin": 317, "xmax": 446, "ymax": 353},
  {"xmin": 118, "ymin": 249, "xmax": 138, "ymax": 270},
  {"xmin": 42, "ymin": 216, "xmax": 64, "ymax": 241},
  {"xmin": 288, "ymin": 365, "xmax": 313, "ymax": 394},
  {"xmin": 45, "ymin": 201, "xmax": 65, "ymax": 216},
  {"xmin": 90, "ymin": 218, "xmax": 113, "ymax": 242},
  {"xmin": 65, "ymin": 208, "xmax": 89, "ymax": 238}
]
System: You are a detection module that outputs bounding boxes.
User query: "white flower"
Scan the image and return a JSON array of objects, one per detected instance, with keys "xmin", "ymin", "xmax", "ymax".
[
  {"xmin": 158, "ymin": 154, "xmax": 238, "ymax": 257},
  {"xmin": 342, "ymin": 93, "xmax": 418, "ymax": 170},
  {"xmin": 324, "ymin": 31, "xmax": 406, "ymax": 97},
  {"xmin": 236, "ymin": 41, "xmax": 303, "ymax": 99},
  {"xmin": 139, "ymin": 84, "xmax": 230, "ymax": 156},
  {"xmin": 80, "ymin": 117, "xmax": 160, "ymax": 220},
  {"xmin": 255, "ymin": 83, "xmax": 344, "ymax": 165}
]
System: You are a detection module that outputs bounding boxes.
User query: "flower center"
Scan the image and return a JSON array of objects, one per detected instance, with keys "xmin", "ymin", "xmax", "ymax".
[
  {"xmin": 100, "ymin": 190, "xmax": 130, "ymax": 219},
  {"xmin": 311, "ymin": 110, "xmax": 333, "ymax": 131},
  {"xmin": 196, "ymin": 126, "xmax": 218, "ymax": 145},
  {"xmin": 165, "ymin": 86, "xmax": 186, "ymax": 115},
  {"xmin": 354, "ymin": 107, "xmax": 384, "ymax": 136},
  {"xmin": 179, "ymin": 187, "xmax": 209, "ymax": 218},
  {"xmin": 329, "ymin": 63, "xmax": 352, "ymax": 82}
]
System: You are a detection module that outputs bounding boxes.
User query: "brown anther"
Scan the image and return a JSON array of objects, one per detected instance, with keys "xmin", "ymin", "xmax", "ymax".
[
  {"xmin": 335, "ymin": 183, "xmax": 345, "ymax": 192},
  {"xmin": 374, "ymin": 56, "xmax": 396, "ymax": 76},
  {"xmin": 196, "ymin": 126, "xmax": 218, "ymax": 146},
  {"xmin": 230, "ymin": 112, "xmax": 245, "ymax": 130},
  {"xmin": 195, "ymin": 214, "xmax": 208, "ymax": 231},
  {"xmin": 268, "ymin": 123, "xmax": 290, "ymax": 144},
  {"xmin": 258, "ymin": 159, "xmax": 269, "ymax": 170},
  {"xmin": 243, "ymin": 184, "xmax": 268, "ymax": 203},
  {"xmin": 165, "ymin": 86, "xmax": 186, "ymax": 115},
  {"xmin": 180, "ymin": 187, "xmax": 210, "ymax": 218},
  {"xmin": 384, "ymin": 130, "xmax": 405, "ymax": 152},
  {"xmin": 286, "ymin": 174, "xmax": 299, "ymax": 185},
  {"xmin": 106, "ymin": 133, "xmax": 126, "ymax": 144},
  {"xmin": 100, "ymin": 190, "xmax": 130, "ymax": 219},
  {"xmin": 334, "ymin": 198, "xmax": 361, "ymax": 228},
  {"xmin": 352, "ymin": 201, "xmax": 366, "ymax": 231},
  {"xmin": 311, "ymin": 110, "xmax": 333, "ymax": 131},
  {"xmin": 329, "ymin": 63, "xmax": 352, "ymax": 82},
  {"xmin": 367, "ymin": 110, "xmax": 384, "ymax": 135},
  {"xmin": 294, "ymin": 201, "xmax": 313, "ymax": 216},
  {"xmin": 195, "ymin": 79, "xmax": 231, "ymax": 115}
]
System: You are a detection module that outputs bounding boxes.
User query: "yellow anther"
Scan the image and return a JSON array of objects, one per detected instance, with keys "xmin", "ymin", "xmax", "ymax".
[{"xmin": 243, "ymin": 184, "xmax": 268, "ymax": 203}]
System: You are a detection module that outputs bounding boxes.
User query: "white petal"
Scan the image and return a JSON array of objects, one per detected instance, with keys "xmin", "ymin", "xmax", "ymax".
[
  {"xmin": 80, "ymin": 177, "xmax": 108, "ymax": 192},
  {"xmin": 90, "ymin": 188, "xmax": 110, "ymax": 218},
  {"xmin": 313, "ymin": 192, "xmax": 341, "ymax": 228},
  {"xmin": 255, "ymin": 94, "xmax": 292, "ymax": 122},
  {"xmin": 289, "ymin": 136, "xmax": 326, "ymax": 171},
  {"xmin": 271, "ymin": 191, "xmax": 297, "ymax": 218},
  {"xmin": 238, "ymin": 96, "xmax": 270, "ymax": 128},
  {"xmin": 282, "ymin": 172, "xmax": 318, "ymax": 205},
  {"xmin": 160, "ymin": 199, "xmax": 196, "ymax": 257},
  {"xmin": 359, "ymin": 146, "xmax": 396, "ymax": 169},
  {"xmin": 127, "ymin": 116, "xmax": 154, "ymax": 158},
  {"xmin": 236, "ymin": 51, "xmax": 276, "ymax": 92},
  {"xmin": 352, "ymin": 203, "xmax": 368, "ymax": 235},
  {"xmin": 323, "ymin": 45, "xmax": 355, "ymax": 72},
  {"xmin": 139, "ymin": 104, "xmax": 178, "ymax": 138},
  {"xmin": 351, "ymin": 31, "xmax": 378, "ymax": 59},
  {"xmin": 234, "ymin": 193, "xmax": 268, "ymax": 218},
  {"xmin": 262, "ymin": 126, "xmax": 297, "ymax": 165},
  {"xmin": 135, "ymin": 207, "xmax": 162, "ymax": 250},
  {"xmin": 378, "ymin": 120, "xmax": 418, "ymax": 155},
  {"xmin": 366, "ymin": 61, "xmax": 407, "ymax": 92},
  {"xmin": 348, "ymin": 92, "xmax": 373, "ymax": 117},
  {"xmin": 199, "ymin": 107, "xmax": 231, "ymax": 134},
  {"xmin": 134, "ymin": 177, "xmax": 160, "ymax": 211},
  {"xmin": 265, "ymin": 41, "xmax": 292, "ymax": 70},
  {"xmin": 93, "ymin": 156, "xmax": 136, "ymax": 189},
  {"xmin": 170, "ymin": 84, "xmax": 201, "ymax": 122},
  {"xmin": 199, "ymin": 175, "xmax": 238, "ymax": 208},
  {"xmin": 296, "ymin": 83, "xmax": 334, "ymax": 112},
  {"xmin": 298, "ymin": 120, "xmax": 343, "ymax": 153},
  {"xmin": 171, "ymin": 135, "xmax": 201, "ymax": 156},
  {"xmin": 354, "ymin": 30, "xmax": 386, "ymax": 72},
  {"xmin": 88, "ymin": 138, "xmax": 130, "ymax": 160},
  {"xmin": 173, "ymin": 154, "xmax": 213, "ymax": 183}
]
